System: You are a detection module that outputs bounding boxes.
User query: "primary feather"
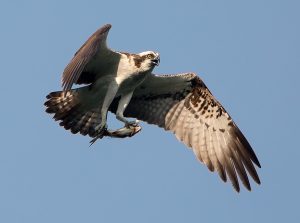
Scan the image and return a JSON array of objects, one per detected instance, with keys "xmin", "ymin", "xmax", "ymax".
[{"xmin": 45, "ymin": 24, "xmax": 261, "ymax": 192}]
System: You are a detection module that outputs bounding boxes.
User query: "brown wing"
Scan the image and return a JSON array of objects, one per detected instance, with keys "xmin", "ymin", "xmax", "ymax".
[
  {"xmin": 110, "ymin": 73, "xmax": 261, "ymax": 192},
  {"xmin": 61, "ymin": 24, "xmax": 118, "ymax": 91}
]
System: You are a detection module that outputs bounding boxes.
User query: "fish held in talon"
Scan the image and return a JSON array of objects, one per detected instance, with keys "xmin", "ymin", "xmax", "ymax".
[{"xmin": 44, "ymin": 23, "xmax": 261, "ymax": 192}]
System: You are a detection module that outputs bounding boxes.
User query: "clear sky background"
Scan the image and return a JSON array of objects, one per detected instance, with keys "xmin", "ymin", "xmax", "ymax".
[{"xmin": 0, "ymin": 0, "xmax": 299, "ymax": 222}]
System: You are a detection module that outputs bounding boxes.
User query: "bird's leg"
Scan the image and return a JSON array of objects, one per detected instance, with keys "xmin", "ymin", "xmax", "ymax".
[
  {"xmin": 116, "ymin": 91, "xmax": 139, "ymax": 127},
  {"xmin": 94, "ymin": 81, "xmax": 119, "ymax": 138}
]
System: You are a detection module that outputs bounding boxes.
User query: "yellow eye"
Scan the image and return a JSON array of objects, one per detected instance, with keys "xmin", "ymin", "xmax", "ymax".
[{"xmin": 147, "ymin": 54, "xmax": 153, "ymax": 59}]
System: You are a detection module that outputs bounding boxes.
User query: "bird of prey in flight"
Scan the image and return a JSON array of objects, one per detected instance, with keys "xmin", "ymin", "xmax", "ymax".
[{"xmin": 45, "ymin": 24, "xmax": 261, "ymax": 192}]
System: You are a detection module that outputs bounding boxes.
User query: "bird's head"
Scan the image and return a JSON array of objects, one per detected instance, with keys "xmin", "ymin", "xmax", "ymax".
[{"xmin": 136, "ymin": 51, "xmax": 160, "ymax": 71}]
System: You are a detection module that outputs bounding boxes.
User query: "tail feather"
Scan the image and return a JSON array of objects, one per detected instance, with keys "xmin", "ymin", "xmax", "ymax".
[
  {"xmin": 45, "ymin": 89, "xmax": 101, "ymax": 137},
  {"xmin": 45, "ymin": 91, "xmax": 80, "ymax": 115}
]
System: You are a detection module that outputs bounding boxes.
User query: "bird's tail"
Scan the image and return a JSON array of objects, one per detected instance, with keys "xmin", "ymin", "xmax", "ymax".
[{"xmin": 44, "ymin": 89, "xmax": 101, "ymax": 137}]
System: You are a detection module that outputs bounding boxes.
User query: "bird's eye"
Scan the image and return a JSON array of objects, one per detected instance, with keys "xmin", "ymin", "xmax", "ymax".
[{"xmin": 147, "ymin": 54, "xmax": 153, "ymax": 59}]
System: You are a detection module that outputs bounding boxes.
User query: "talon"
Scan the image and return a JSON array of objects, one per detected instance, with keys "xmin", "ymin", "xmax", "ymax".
[
  {"xmin": 95, "ymin": 123, "xmax": 108, "ymax": 131},
  {"xmin": 89, "ymin": 125, "xmax": 108, "ymax": 146},
  {"xmin": 125, "ymin": 120, "xmax": 139, "ymax": 127}
]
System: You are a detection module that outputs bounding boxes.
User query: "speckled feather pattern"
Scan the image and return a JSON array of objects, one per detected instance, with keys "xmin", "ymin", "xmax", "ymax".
[
  {"xmin": 45, "ymin": 23, "xmax": 261, "ymax": 192},
  {"xmin": 110, "ymin": 73, "xmax": 261, "ymax": 192},
  {"xmin": 45, "ymin": 90, "xmax": 101, "ymax": 137}
]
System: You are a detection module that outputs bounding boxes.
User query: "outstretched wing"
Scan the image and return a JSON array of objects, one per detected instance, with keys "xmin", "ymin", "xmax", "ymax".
[
  {"xmin": 61, "ymin": 24, "xmax": 120, "ymax": 91},
  {"xmin": 111, "ymin": 73, "xmax": 261, "ymax": 192}
]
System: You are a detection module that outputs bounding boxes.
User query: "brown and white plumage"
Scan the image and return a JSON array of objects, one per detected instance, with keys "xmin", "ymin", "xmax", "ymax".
[
  {"xmin": 109, "ymin": 73, "xmax": 261, "ymax": 192},
  {"xmin": 61, "ymin": 24, "xmax": 120, "ymax": 91},
  {"xmin": 45, "ymin": 24, "xmax": 261, "ymax": 192}
]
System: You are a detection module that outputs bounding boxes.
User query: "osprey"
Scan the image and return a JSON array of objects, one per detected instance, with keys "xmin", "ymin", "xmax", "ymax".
[{"xmin": 45, "ymin": 24, "xmax": 261, "ymax": 192}]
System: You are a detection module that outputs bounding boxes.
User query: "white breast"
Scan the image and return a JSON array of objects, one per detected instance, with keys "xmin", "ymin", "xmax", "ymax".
[
  {"xmin": 115, "ymin": 54, "xmax": 151, "ymax": 94},
  {"xmin": 115, "ymin": 54, "xmax": 139, "ymax": 84}
]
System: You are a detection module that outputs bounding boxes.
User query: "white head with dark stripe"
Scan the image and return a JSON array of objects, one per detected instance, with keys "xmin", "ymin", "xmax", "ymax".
[{"xmin": 133, "ymin": 51, "xmax": 160, "ymax": 71}]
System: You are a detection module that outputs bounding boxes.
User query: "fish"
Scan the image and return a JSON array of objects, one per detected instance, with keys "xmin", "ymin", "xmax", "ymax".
[{"xmin": 90, "ymin": 124, "xmax": 142, "ymax": 146}]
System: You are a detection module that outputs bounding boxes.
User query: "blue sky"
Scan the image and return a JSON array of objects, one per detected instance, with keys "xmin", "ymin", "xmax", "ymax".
[{"xmin": 0, "ymin": 0, "xmax": 299, "ymax": 222}]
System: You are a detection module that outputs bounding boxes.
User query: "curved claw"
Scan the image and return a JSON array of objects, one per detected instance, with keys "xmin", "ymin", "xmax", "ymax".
[{"xmin": 89, "ymin": 125, "xmax": 108, "ymax": 146}]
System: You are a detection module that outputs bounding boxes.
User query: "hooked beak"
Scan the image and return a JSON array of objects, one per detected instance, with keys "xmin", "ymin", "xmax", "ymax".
[{"xmin": 151, "ymin": 56, "xmax": 160, "ymax": 66}]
